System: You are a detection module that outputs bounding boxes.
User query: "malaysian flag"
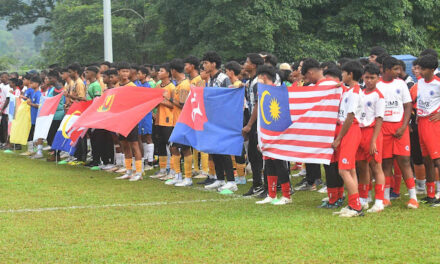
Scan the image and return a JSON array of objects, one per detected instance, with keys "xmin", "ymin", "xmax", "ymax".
[{"xmin": 258, "ymin": 81, "xmax": 342, "ymax": 164}]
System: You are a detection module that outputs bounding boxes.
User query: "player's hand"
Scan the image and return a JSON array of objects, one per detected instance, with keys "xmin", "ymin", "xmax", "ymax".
[
  {"xmin": 242, "ymin": 125, "xmax": 251, "ymax": 138},
  {"xmin": 26, "ymin": 100, "xmax": 31, "ymax": 106},
  {"xmin": 370, "ymin": 142, "xmax": 377, "ymax": 156},
  {"xmin": 257, "ymin": 144, "xmax": 261, "ymax": 153},
  {"xmin": 332, "ymin": 138, "xmax": 341, "ymax": 150},
  {"xmin": 429, "ymin": 112, "xmax": 440, "ymax": 122},
  {"xmin": 394, "ymin": 126, "xmax": 406, "ymax": 139}
]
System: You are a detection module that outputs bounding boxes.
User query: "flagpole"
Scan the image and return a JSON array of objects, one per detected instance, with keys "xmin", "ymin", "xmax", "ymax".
[{"xmin": 103, "ymin": 0, "xmax": 113, "ymax": 62}]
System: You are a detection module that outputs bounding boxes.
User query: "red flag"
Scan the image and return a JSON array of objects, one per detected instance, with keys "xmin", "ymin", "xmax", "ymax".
[{"xmin": 71, "ymin": 86, "xmax": 164, "ymax": 137}]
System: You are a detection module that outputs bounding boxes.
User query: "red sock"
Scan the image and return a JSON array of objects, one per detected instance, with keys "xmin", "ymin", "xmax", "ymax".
[
  {"xmin": 393, "ymin": 175, "xmax": 402, "ymax": 194},
  {"xmin": 427, "ymin": 182, "xmax": 436, "ymax": 198},
  {"xmin": 281, "ymin": 182, "xmax": 290, "ymax": 199},
  {"xmin": 385, "ymin": 176, "xmax": 392, "ymax": 189},
  {"xmin": 390, "ymin": 176, "xmax": 395, "ymax": 189},
  {"xmin": 358, "ymin": 184, "xmax": 369, "ymax": 199},
  {"xmin": 267, "ymin": 176, "xmax": 277, "ymax": 198},
  {"xmin": 327, "ymin": 187, "xmax": 339, "ymax": 204},
  {"xmin": 404, "ymin": 177, "xmax": 415, "ymax": 189},
  {"xmin": 375, "ymin": 184, "xmax": 384, "ymax": 200},
  {"xmin": 348, "ymin": 193, "xmax": 361, "ymax": 211},
  {"xmin": 338, "ymin": 187, "xmax": 345, "ymax": 199}
]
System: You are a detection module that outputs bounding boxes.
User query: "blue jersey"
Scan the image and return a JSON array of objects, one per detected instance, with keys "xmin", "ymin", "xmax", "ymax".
[
  {"xmin": 30, "ymin": 90, "xmax": 42, "ymax": 124},
  {"xmin": 24, "ymin": 88, "xmax": 34, "ymax": 100}
]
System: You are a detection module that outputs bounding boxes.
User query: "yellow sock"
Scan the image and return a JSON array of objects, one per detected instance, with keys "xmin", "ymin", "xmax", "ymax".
[
  {"xmin": 201, "ymin": 152, "xmax": 209, "ymax": 172},
  {"xmin": 184, "ymin": 155, "xmax": 193, "ymax": 178},
  {"xmin": 125, "ymin": 159, "xmax": 133, "ymax": 171},
  {"xmin": 193, "ymin": 149, "xmax": 199, "ymax": 172},
  {"xmin": 173, "ymin": 154, "xmax": 181, "ymax": 174},
  {"xmin": 231, "ymin": 156, "xmax": 237, "ymax": 170},
  {"xmin": 159, "ymin": 156, "xmax": 167, "ymax": 169},
  {"xmin": 208, "ymin": 158, "xmax": 215, "ymax": 176},
  {"xmin": 135, "ymin": 160, "xmax": 142, "ymax": 173},
  {"xmin": 236, "ymin": 163, "xmax": 246, "ymax": 177}
]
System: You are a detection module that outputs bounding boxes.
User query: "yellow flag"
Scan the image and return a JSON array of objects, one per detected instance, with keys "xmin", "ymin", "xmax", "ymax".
[{"xmin": 10, "ymin": 102, "xmax": 31, "ymax": 145}]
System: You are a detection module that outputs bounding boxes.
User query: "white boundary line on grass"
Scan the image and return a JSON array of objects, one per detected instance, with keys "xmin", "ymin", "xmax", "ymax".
[{"xmin": 0, "ymin": 197, "xmax": 247, "ymax": 214}]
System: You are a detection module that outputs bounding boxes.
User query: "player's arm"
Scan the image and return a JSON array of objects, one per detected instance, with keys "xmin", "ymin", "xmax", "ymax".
[
  {"xmin": 332, "ymin": 112, "xmax": 354, "ymax": 149},
  {"xmin": 160, "ymin": 89, "xmax": 174, "ymax": 109},
  {"xmin": 370, "ymin": 117, "xmax": 383, "ymax": 155},
  {"xmin": 1, "ymin": 97, "xmax": 10, "ymax": 113},
  {"xmin": 27, "ymin": 99, "xmax": 39, "ymax": 108},
  {"xmin": 242, "ymin": 103, "xmax": 257, "ymax": 138},
  {"xmin": 394, "ymin": 102, "xmax": 412, "ymax": 138}
]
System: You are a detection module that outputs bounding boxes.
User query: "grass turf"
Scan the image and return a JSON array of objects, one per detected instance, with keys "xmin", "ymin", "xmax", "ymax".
[{"xmin": 0, "ymin": 151, "xmax": 439, "ymax": 263}]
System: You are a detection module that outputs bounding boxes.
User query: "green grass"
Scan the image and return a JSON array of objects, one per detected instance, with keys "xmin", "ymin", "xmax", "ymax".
[{"xmin": 0, "ymin": 151, "xmax": 439, "ymax": 263}]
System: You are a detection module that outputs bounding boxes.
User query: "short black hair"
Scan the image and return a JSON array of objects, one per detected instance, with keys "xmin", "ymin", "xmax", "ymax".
[
  {"xmin": 341, "ymin": 60, "xmax": 363, "ymax": 81},
  {"xmin": 169, "ymin": 58, "xmax": 185, "ymax": 73},
  {"xmin": 418, "ymin": 55, "xmax": 439, "ymax": 70},
  {"xmin": 100, "ymin": 61, "xmax": 111, "ymax": 67},
  {"xmin": 264, "ymin": 53, "xmax": 278, "ymax": 67},
  {"xmin": 398, "ymin": 60, "xmax": 406, "ymax": 71},
  {"xmin": 291, "ymin": 61, "xmax": 300, "ymax": 71},
  {"xmin": 60, "ymin": 68, "xmax": 68, "ymax": 73},
  {"xmin": 375, "ymin": 53, "xmax": 389, "ymax": 65},
  {"xmin": 202, "ymin": 51, "xmax": 222, "ymax": 69},
  {"xmin": 86, "ymin": 66, "xmax": 99, "ymax": 74},
  {"xmin": 23, "ymin": 74, "xmax": 32, "ymax": 80},
  {"xmin": 301, "ymin": 58, "xmax": 320, "ymax": 76},
  {"xmin": 246, "ymin": 53, "xmax": 264, "ymax": 66},
  {"xmin": 9, "ymin": 78, "xmax": 19, "ymax": 86},
  {"xmin": 338, "ymin": 57, "xmax": 351, "ymax": 66},
  {"xmin": 412, "ymin": 58, "xmax": 420, "ymax": 66},
  {"xmin": 47, "ymin": 70, "xmax": 60, "ymax": 79},
  {"xmin": 363, "ymin": 63, "xmax": 381, "ymax": 76},
  {"xmin": 159, "ymin": 63, "xmax": 172, "ymax": 77},
  {"xmin": 184, "ymin": 56, "xmax": 200, "ymax": 70},
  {"xmin": 323, "ymin": 66, "xmax": 342, "ymax": 81},
  {"xmin": 130, "ymin": 63, "xmax": 139, "ymax": 71},
  {"xmin": 225, "ymin": 61, "xmax": 242, "ymax": 76},
  {"xmin": 320, "ymin": 61, "xmax": 337, "ymax": 69},
  {"xmin": 359, "ymin": 58, "xmax": 369, "ymax": 66},
  {"xmin": 68, "ymin": 63, "xmax": 82, "ymax": 73},
  {"xmin": 138, "ymin": 67, "xmax": 150, "ymax": 75},
  {"xmin": 382, "ymin": 56, "xmax": 400, "ymax": 71},
  {"xmin": 370, "ymin": 46, "xmax": 387, "ymax": 56},
  {"xmin": 0, "ymin": 72, "xmax": 8, "ymax": 77},
  {"xmin": 117, "ymin": 62, "xmax": 131, "ymax": 70},
  {"xmin": 30, "ymin": 76, "xmax": 42, "ymax": 84},
  {"xmin": 257, "ymin": 65, "xmax": 276, "ymax": 80},
  {"xmin": 106, "ymin": 69, "xmax": 118, "ymax": 76},
  {"xmin": 420, "ymin": 48, "xmax": 438, "ymax": 59}
]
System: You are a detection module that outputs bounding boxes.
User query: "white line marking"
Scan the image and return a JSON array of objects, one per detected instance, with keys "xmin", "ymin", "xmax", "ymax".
[{"xmin": 0, "ymin": 197, "xmax": 247, "ymax": 214}]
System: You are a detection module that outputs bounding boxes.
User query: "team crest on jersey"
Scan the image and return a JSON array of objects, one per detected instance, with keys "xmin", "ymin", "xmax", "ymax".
[
  {"xmin": 396, "ymin": 89, "xmax": 400, "ymax": 94},
  {"xmin": 430, "ymin": 90, "xmax": 435, "ymax": 96},
  {"xmin": 405, "ymin": 145, "xmax": 410, "ymax": 151},
  {"xmin": 367, "ymin": 101, "xmax": 372, "ymax": 107},
  {"xmin": 344, "ymin": 98, "xmax": 348, "ymax": 103},
  {"xmin": 342, "ymin": 158, "xmax": 348, "ymax": 164},
  {"xmin": 97, "ymin": 94, "xmax": 115, "ymax": 112}
]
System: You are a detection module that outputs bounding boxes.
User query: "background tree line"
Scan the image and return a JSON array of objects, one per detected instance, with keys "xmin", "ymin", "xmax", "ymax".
[{"xmin": 1, "ymin": 0, "xmax": 439, "ymax": 68}]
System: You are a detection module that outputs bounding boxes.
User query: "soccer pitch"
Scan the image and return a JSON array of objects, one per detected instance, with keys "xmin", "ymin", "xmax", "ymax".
[{"xmin": 0, "ymin": 152, "xmax": 439, "ymax": 263}]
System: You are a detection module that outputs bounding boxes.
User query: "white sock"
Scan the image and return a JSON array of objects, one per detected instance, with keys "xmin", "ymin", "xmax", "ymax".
[
  {"xmin": 416, "ymin": 179, "xmax": 426, "ymax": 189},
  {"xmin": 375, "ymin": 199, "xmax": 383, "ymax": 207},
  {"xmin": 121, "ymin": 154, "xmax": 126, "ymax": 167},
  {"xmin": 166, "ymin": 144, "xmax": 171, "ymax": 170},
  {"xmin": 436, "ymin": 181, "xmax": 440, "ymax": 192},
  {"xmin": 209, "ymin": 174, "xmax": 216, "ymax": 179},
  {"xmin": 360, "ymin": 197, "xmax": 368, "ymax": 205},
  {"xmin": 384, "ymin": 187, "xmax": 390, "ymax": 201},
  {"xmin": 142, "ymin": 143, "xmax": 148, "ymax": 159},
  {"xmin": 27, "ymin": 141, "xmax": 33, "ymax": 152},
  {"xmin": 147, "ymin": 144, "xmax": 154, "ymax": 162},
  {"xmin": 408, "ymin": 188, "xmax": 417, "ymax": 200},
  {"xmin": 217, "ymin": 180, "xmax": 225, "ymax": 184}
]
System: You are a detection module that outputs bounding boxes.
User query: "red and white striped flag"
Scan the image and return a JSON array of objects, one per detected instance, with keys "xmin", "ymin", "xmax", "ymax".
[{"xmin": 258, "ymin": 81, "xmax": 342, "ymax": 164}]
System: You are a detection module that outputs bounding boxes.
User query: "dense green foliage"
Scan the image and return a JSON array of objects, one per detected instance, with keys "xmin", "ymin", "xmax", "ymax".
[{"xmin": 1, "ymin": 0, "xmax": 440, "ymax": 66}]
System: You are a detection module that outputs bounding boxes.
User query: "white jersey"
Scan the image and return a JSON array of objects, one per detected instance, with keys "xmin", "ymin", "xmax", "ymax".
[
  {"xmin": 0, "ymin": 83, "xmax": 12, "ymax": 115},
  {"xmin": 416, "ymin": 76, "xmax": 440, "ymax": 117},
  {"xmin": 376, "ymin": 78, "xmax": 412, "ymax": 122},
  {"xmin": 358, "ymin": 88, "xmax": 385, "ymax": 128},
  {"xmin": 338, "ymin": 84, "xmax": 362, "ymax": 123}
]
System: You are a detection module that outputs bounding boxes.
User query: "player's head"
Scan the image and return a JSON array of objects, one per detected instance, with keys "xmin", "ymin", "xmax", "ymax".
[
  {"xmin": 85, "ymin": 66, "xmax": 99, "ymax": 80},
  {"xmin": 301, "ymin": 58, "xmax": 322, "ymax": 84},
  {"xmin": 244, "ymin": 53, "xmax": 264, "ymax": 74},
  {"xmin": 68, "ymin": 63, "xmax": 82, "ymax": 78},
  {"xmin": 117, "ymin": 62, "xmax": 131, "ymax": 81},
  {"xmin": 225, "ymin": 61, "xmax": 242, "ymax": 79},
  {"xmin": 418, "ymin": 55, "xmax": 439, "ymax": 80},
  {"xmin": 324, "ymin": 66, "xmax": 342, "ymax": 82},
  {"xmin": 382, "ymin": 56, "xmax": 401, "ymax": 79},
  {"xmin": 341, "ymin": 60, "xmax": 363, "ymax": 83},
  {"xmin": 47, "ymin": 69, "xmax": 61, "ymax": 85},
  {"xmin": 158, "ymin": 63, "xmax": 172, "ymax": 80},
  {"xmin": 411, "ymin": 58, "xmax": 421, "ymax": 79},
  {"xmin": 170, "ymin": 58, "xmax": 185, "ymax": 78},
  {"xmin": 202, "ymin": 51, "xmax": 222, "ymax": 73},
  {"xmin": 257, "ymin": 64, "xmax": 276, "ymax": 85},
  {"xmin": 184, "ymin": 56, "xmax": 200, "ymax": 74},
  {"xmin": 29, "ymin": 75, "xmax": 42, "ymax": 88},
  {"xmin": 363, "ymin": 63, "xmax": 381, "ymax": 90},
  {"xmin": 420, "ymin": 48, "xmax": 438, "ymax": 59},
  {"xmin": 369, "ymin": 46, "xmax": 387, "ymax": 63}
]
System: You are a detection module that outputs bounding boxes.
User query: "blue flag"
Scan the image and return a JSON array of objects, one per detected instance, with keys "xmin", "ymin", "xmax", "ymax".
[
  {"xmin": 169, "ymin": 86, "xmax": 244, "ymax": 155},
  {"xmin": 258, "ymin": 83, "xmax": 292, "ymax": 132}
]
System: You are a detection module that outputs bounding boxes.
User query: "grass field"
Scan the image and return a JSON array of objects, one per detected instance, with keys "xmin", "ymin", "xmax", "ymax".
[{"xmin": 1, "ymin": 151, "xmax": 440, "ymax": 263}]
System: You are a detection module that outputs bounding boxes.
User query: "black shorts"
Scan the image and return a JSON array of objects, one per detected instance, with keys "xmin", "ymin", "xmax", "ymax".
[
  {"xmin": 156, "ymin": 125, "xmax": 174, "ymax": 145},
  {"xmin": 170, "ymin": 142, "xmax": 190, "ymax": 150},
  {"xmin": 264, "ymin": 159, "xmax": 289, "ymax": 183},
  {"xmin": 118, "ymin": 125, "xmax": 139, "ymax": 142}
]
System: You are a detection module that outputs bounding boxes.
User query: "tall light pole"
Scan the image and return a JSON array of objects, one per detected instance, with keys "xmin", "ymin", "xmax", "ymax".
[{"xmin": 103, "ymin": 0, "xmax": 113, "ymax": 62}]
